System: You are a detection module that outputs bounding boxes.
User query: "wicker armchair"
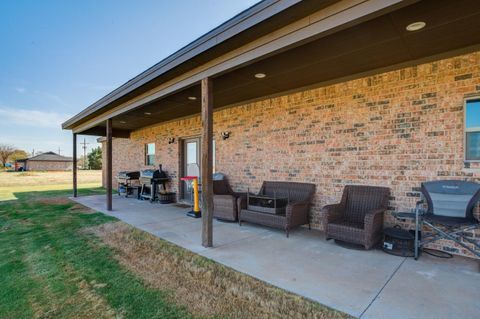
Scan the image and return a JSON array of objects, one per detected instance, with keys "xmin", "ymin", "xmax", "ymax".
[
  {"xmin": 238, "ymin": 181, "xmax": 316, "ymax": 237},
  {"xmin": 213, "ymin": 173, "xmax": 245, "ymax": 221},
  {"xmin": 324, "ymin": 185, "xmax": 390, "ymax": 249}
]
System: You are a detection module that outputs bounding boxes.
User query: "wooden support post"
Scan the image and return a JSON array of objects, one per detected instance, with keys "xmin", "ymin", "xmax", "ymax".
[
  {"xmin": 73, "ymin": 133, "xmax": 78, "ymax": 197},
  {"xmin": 201, "ymin": 77, "xmax": 213, "ymax": 247},
  {"xmin": 106, "ymin": 119, "xmax": 113, "ymax": 211}
]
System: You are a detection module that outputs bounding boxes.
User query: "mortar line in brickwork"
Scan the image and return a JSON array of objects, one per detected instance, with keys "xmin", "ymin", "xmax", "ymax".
[{"xmin": 358, "ymin": 257, "xmax": 407, "ymax": 319}]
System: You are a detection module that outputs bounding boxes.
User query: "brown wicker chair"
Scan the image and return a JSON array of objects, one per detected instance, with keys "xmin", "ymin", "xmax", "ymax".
[
  {"xmin": 323, "ymin": 185, "xmax": 390, "ymax": 249},
  {"xmin": 238, "ymin": 181, "xmax": 316, "ymax": 237},
  {"xmin": 213, "ymin": 173, "xmax": 245, "ymax": 221}
]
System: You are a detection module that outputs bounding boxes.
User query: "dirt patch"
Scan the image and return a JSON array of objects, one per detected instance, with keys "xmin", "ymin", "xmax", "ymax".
[
  {"xmin": 30, "ymin": 279, "xmax": 119, "ymax": 319},
  {"xmin": 37, "ymin": 198, "xmax": 72, "ymax": 205},
  {"xmin": 91, "ymin": 222, "xmax": 349, "ymax": 319},
  {"xmin": 63, "ymin": 279, "xmax": 120, "ymax": 319},
  {"xmin": 26, "ymin": 250, "xmax": 119, "ymax": 319},
  {"xmin": 68, "ymin": 203, "xmax": 96, "ymax": 214},
  {"xmin": 37, "ymin": 198, "xmax": 95, "ymax": 214}
]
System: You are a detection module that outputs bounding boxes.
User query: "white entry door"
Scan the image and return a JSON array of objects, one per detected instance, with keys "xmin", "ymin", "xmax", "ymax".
[{"xmin": 182, "ymin": 138, "xmax": 200, "ymax": 202}]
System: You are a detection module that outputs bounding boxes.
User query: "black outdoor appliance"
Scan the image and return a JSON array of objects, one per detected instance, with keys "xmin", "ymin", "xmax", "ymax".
[
  {"xmin": 139, "ymin": 165, "xmax": 175, "ymax": 203},
  {"xmin": 116, "ymin": 171, "xmax": 140, "ymax": 198}
]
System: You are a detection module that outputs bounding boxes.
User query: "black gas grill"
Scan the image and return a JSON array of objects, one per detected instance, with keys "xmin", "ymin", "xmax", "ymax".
[
  {"xmin": 116, "ymin": 171, "xmax": 140, "ymax": 197},
  {"xmin": 139, "ymin": 165, "xmax": 169, "ymax": 202}
]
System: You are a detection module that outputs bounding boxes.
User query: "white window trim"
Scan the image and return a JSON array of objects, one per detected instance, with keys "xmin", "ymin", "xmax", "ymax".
[{"xmin": 464, "ymin": 96, "xmax": 480, "ymax": 162}]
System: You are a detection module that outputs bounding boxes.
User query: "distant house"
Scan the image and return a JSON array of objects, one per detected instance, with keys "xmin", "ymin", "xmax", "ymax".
[{"xmin": 15, "ymin": 152, "xmax": 73, "ymax": 171}]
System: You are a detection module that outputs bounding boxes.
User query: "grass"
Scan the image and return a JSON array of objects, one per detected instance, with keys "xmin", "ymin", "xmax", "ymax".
[
  {"xmin": 92, "ymin": 223, "xmax": 349, "ymax": 319},
  {"xmin": 0, "ymin": 171, "xmax": 102, "ymax": 201},
  {"xmin": 0, "ymin": 172, "xmax": 350, "ymax": 319},
  {"xmin": 0, "ymin": 193, "xmax": 193, "ymax": 318},
  {"xmin": 0, "ymin": 170, "xmax": 102, "ymax": 187}
]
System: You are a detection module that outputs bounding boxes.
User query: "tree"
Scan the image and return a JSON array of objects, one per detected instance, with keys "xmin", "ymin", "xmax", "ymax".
[
  {"xmin": 9, "ymin": 149, "xmax": 29, "ymax": 162},
  {"xmin": 78, "ymin": 155, "xmax": 87, "ymax": 169},
  {"xmin": 87, "ymin": 147, "xmax": 102, "ymax": 170},
  {"xmin": 0, "ymin": 144, "xmax": 15, "ymax": 167}
]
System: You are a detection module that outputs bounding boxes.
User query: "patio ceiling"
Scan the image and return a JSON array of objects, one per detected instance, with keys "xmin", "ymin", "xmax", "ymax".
[{"xmin": 76, "ymin": 0, "xmax": 480, "ymax": 137}]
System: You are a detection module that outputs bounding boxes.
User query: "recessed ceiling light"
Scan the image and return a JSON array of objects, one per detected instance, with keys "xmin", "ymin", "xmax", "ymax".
[
  {"xmin": 119, "ymin": 120, "xmax": 126, "ymax": 124},
  {"xmin": 144, "ymin": 112, "xmax": 152, "ymax": 115},
  {"xmin": 406, "ymin": 21, "xmax": 426, "ymax": 32},
  {"xmin": 254, "ymin": 73, "xmax": 266, "ymax": 79},
  {"xmin": 188, "ymin": 96, "xmax": 197, "ymax": 101}
]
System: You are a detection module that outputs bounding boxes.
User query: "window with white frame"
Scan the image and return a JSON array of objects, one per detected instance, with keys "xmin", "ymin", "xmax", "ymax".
[
  {"xmin": 145, "ymin": 143, "xmax": 155, "ymax": 165},
  {"xmin": 465, "ymin": 98, "xmax": 480, "ymax": 161}
]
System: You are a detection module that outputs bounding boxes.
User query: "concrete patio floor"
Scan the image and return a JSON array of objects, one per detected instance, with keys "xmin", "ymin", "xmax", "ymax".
[{"xmin": 73, "ymin": 195, "xmax": 480, "ymax": 319}]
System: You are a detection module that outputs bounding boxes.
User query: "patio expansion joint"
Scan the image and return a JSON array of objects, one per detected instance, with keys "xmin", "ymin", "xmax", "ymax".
[{"xmin": 358, "ymin": 257, "xmax": 407, "ymax": 319}]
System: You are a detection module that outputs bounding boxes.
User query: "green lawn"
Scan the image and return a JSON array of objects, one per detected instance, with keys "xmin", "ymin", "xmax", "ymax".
[
  {"xmin": 0, "ymin": 188, "xmax": 193, "ymax": 319},
  {"xmin": 0, "ymin": 172, "xmax": 194, "ymax": 318},
  {"xmin": 0, "ymin": 174, "xmax": 348, "ymax": 319}
]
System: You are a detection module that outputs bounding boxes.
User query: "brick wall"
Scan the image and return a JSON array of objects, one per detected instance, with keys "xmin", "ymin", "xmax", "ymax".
[
  {"xmin": 26, "ymin": 160, "xmax": 72, "ymax": 171},
  {"xmin": 103, "ymin": 52, "xmax": 480, "ymax": 258}
]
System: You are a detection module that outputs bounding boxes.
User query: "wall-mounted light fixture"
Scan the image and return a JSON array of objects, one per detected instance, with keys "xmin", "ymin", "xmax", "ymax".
[
  {"xmin": 168, "ymin": 137, "xmax": 175, "ymax": 144},
  {"xmin": 221, "ymin": 131, "xmax": 231, "ymax": 140}
]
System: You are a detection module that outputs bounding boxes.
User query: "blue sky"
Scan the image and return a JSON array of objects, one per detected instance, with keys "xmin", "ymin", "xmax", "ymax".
[{"xmin": 0, "ymin": 0, "xmax": 258, "ymax": 156}]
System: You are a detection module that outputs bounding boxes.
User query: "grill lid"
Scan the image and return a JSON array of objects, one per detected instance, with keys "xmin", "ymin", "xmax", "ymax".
[
  {"xmin": 117, "ymin": 171, "xmax": 140, "ymax": 179},
  {"xmin": 140, "ymin": 165, "xmax": 168, "ymax": 180}
]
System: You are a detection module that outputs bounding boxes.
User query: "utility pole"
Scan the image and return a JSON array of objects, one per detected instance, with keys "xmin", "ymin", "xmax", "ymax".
[
  {"xmin": 80, "ymin": 138, "xmax": 89, "ymax": 170},
  {"xmin": 57, "ymin": 147, "xmax": 62, "ymax": 155}
]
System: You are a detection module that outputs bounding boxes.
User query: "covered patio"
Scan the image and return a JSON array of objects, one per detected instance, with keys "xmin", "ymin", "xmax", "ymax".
[
  {"xmin": 63, "ymin": 0, "xmax": 480, "ymax": 251},
  {"xmin": 62, "ymin": 1, "xmax": 480, "ymax": 316},
  {"xmin": 74, "ymin": 195, "xmax": 480, "ymax": 319}
]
